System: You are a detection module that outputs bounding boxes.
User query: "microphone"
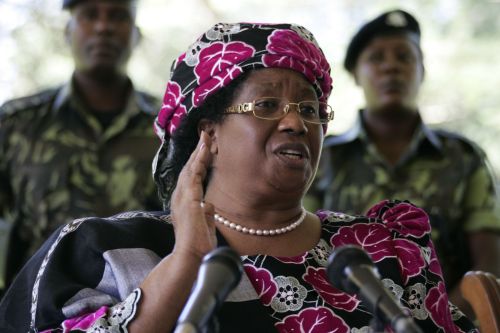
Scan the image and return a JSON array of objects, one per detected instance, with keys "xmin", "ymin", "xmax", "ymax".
[
  {"xmin": 327, "ymin": 245, "xmax": 423, "ymax": 333},
  {"xmin": 174, "ymin": 246, "xmax": 243, "ymax": 333}
]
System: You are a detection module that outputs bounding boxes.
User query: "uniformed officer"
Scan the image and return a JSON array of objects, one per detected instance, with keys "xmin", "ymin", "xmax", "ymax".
[
  {"xmin": 307, "ymin": 9, "xmax": 500, "ymax": 318},
  {"xmin": 0, "ymin": 0, "xmax": 162, "ymax": 296}
]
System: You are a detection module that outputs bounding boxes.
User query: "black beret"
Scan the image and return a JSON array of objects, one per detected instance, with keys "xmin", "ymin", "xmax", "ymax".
[
  {"xmin": 63, "ymin": 0, "xmax": 134, "ymax": 10},
  {"xmin": 62, "ymin": 0, "xmax": 83, "ymax": 9},
  {"xmin": 344, "ymin": 9, "xmax": 421, "ymax": 72}
]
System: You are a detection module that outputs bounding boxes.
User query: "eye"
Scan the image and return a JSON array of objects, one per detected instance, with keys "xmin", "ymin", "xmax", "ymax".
[
  {"xmin": 397, "ymin": 50, "xmax": 416, "ymax": 63},
  {"xmin": 109, "ymin": 9, "xmax": 132, "ymax": 23},
  {"xmin": 254, "ymin": 98, "xmax": 280, "ymax": 111},
  {"xmin": 369, "ymin": 52, "xmax": 384, "ymax": 63},
  {"xmin": 78, "ymin": 8, "xmax": 98, "ymax": 22},
  {"xmin": 299, "ymin": 102, "xmax": 319, "ymax": 118}
]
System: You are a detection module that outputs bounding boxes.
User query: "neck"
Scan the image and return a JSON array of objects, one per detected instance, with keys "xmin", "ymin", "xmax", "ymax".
[
  {"xmin": 362, "ymin": 108, "xmax": 419, "ymax": 165},
  {"xmin": 73, "ymin": 70, "xmax": 130, "ymax": 112},
  {"xmin": 363, "ymin": 108, "xmax": 419, "ymax": 141},
  {"xmin": 205, "ymin": 187, "xmax": 304, "ymax": 231}
]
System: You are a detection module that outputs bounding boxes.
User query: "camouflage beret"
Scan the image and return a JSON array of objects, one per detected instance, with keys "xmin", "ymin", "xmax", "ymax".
[{"xmin": 344, "ymin": 9, "xmax": 421, "ymax": 72}]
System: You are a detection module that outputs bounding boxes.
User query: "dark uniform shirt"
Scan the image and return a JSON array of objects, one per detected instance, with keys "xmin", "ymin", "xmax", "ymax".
[
  {"xmin": 0, "ymin": 79, "xmax": 162, "ymax": 292},
  {"xmin": 307, "ymin": 110, "xmax": 500, "ymax": 291}
]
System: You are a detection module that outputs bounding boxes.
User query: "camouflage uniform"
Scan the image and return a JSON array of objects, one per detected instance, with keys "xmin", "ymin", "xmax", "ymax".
[
  {"xmin": 0, "ymin": 79, "xmax": 162, "ymax": 292},
  {"xmin": 308, "ymin": 111, "xmax": 500, "ymax": 291}
]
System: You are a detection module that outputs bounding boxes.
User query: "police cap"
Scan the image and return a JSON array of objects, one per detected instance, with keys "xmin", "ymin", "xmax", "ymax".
[{"xmin": 344, "ymin": 9, "xmax": 421, "ymax": 72}]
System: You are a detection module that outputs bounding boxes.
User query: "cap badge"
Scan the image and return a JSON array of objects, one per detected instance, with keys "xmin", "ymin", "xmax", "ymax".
[{"xmin": 385, "ymin": 12, "xmax": 407, "ymax": 27}]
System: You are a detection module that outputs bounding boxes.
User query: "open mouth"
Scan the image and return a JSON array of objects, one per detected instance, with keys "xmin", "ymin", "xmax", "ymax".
[{"xmin": 279, "ymin": 149, "xmax": 304, "ymax": 160}]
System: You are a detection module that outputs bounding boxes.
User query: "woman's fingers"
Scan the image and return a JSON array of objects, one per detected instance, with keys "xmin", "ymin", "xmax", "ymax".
[
  {"xmin": 170, "ymin": 131, "xmax": 217, "ymax": 254},
  {"xmin": 173, "ymin": 132, "xmax": 211, "ymax": 201}
]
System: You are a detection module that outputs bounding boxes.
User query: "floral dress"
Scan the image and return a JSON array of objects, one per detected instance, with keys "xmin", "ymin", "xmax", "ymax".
[{"xmin": 0, "ymin": 201, "xmax": 476, "ymax": 332}]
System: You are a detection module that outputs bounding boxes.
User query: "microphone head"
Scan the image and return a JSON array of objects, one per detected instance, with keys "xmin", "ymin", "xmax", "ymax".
[
  {"xmin": 175, "ymin": 247, "xmax": 243, "ymax": 332},
  {"xmin": 327, "ymin": 245, "xmax": 374, "ymax": 294},
  {"xmin": 199, "ymin": 247, "xmax": 244, "ymax": 301}
]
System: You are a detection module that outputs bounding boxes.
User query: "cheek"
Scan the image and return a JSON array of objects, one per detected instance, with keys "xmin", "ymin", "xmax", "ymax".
[
  {"xmin": 217, "ymin": 122, "xmax": 266, "ymax": 162},
  {"xmin": 119, "ymin": 28, "xmax": 134, "ymax": 45},
  {"xmin": 310, "ymin": 132, "xmax": 323, "ymax": 164}
]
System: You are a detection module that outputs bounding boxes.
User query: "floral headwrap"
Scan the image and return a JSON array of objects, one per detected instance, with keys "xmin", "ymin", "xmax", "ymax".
[{"xmin": 153, "ymin": 22, "xmax": 332, "ymax": 204}]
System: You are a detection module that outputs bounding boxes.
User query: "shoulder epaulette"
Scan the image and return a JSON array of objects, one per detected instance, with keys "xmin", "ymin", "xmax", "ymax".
[
  {"xmin": 137, "ymin": 91, "xmax": 160, "ymax": 115},
  {"xmin": 433, "ymin": 128, "xmax": 485, "ymax": 155},
  {"xmin": 323, "ymin": 132, "xmax": 358, "ymax": 148},
  {"xmin": 0, "ymin": 88, "xmax": 59, "ymax": 117}
]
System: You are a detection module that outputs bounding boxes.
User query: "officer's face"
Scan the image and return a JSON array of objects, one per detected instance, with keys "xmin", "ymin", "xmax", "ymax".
[
  {"xmin": 353, "ymin": 34, "xmax": 424, "ymax": 113},
  {"xmin": 66, "ymin": 0, "xmax": 137, "ymax": 76}
]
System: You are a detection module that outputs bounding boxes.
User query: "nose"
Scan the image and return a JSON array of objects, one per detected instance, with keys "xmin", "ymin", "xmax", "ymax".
[
  {"xmin": 94, "ymin": 13, "xmax": 115, "ymax": 33},
  {"xmin": 380, "ymin": 53, "xmax": 402, "ymax": 73},
  {"xmin": 278, "ymin": 104, "xmax": 308, "ymax": 135}
]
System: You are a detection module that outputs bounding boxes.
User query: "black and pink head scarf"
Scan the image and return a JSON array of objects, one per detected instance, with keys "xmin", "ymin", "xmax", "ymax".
[
  {"xmin": 153, "ymin": 22, "xmax": 332, "ymax": 203},
  {"xmin": 154, "ymin": 22, "xmax": 332, "ymax": 140}
]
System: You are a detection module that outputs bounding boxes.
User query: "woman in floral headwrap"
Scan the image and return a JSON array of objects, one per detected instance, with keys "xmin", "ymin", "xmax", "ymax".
[{"xmin": 0, "ymin": 23, "xmax": 475, "ymax": 333}]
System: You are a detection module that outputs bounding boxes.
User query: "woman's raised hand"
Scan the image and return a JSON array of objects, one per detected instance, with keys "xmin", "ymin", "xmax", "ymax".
[{"xmin": 170, "ymin": 131, "xmax": 217, "ymax": 260}]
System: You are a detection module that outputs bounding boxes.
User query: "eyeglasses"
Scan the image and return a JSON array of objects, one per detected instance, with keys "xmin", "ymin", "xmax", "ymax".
[{"xmin": 225, "ymin": 97, "xmax": 334, "ymax": 124}]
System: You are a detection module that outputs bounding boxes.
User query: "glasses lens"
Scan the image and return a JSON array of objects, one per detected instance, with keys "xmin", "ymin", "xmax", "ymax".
[
  {"xmin": 253, "ymin": 97, "xmax": 284, "ymax": 119},
  {"xmin": 318, "ymin": 103, "xmax": 333, "ymax": 124},
  {"xmin": 252, "ymin": 98, "xmax": 332, "ymax": 124},
  {"xmin": 298, "ymin": 101, "xmax": 321, "ymax": 122}
]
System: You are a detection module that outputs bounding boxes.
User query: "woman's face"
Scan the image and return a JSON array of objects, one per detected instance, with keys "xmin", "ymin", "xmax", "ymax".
[
  {"xmin": 354, "ymin": 34, "xmax": 424, "ymax": 113},
  {"xmin": 209, "ymin": 68, "xmax": 324, "ymax": 199}
]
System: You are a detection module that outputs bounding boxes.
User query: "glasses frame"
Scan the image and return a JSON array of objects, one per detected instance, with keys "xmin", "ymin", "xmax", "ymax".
[{"xmin": 225, "ymin": 97, "xmax": 334, "ymax": 124}]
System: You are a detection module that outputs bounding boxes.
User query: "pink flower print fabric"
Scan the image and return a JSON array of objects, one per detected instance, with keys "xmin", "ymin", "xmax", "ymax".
[
  {"xmin": 192, "ymin": 41, "xmax": 254, "ymax": 108},
  {"xmin": 263, "ymin": 28, "xmax": 332, "ymax": 106},
  {"xmin": 240, "ymin": 200, "xmax": 475, "ymax": 332},
  {"xmin": 60, "ymin": 306, "xmax": 108, "ymax": 332},
  {"xmin": 275, "ymin": 307, "xmax": 350, "ymax": 333},
  {"xmin": 425, "ymin": 282, "xmax": 463, "ymax": 333},
  {"xmin": 244, "ymin": 264, "xmax": 278, "ymax": 306},
  {"xmin": 303, "ymin": 266, "xmax": 359, "ymax": 311},
  {"xmin": 156, "ymin": 81, "xmax": 187, "ymax": 137}
]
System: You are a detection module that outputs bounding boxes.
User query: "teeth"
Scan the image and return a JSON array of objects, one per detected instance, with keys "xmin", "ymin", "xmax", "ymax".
[{"xmin": 280, "ymin": 149, "xmax": 303, "ymax": 159}]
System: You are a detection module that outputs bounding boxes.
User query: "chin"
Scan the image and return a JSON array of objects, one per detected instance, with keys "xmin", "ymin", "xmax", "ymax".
[
  {"xmin": 87, "ymin": 65, "xmax": 125, "ymax": 81},
  {"xmin": 271, "ymin": 173, "xmax": 311, "ymax": 194},
  {"xmin": 373, "ymin": 102, "xmax": 417, "ymax": 115}
]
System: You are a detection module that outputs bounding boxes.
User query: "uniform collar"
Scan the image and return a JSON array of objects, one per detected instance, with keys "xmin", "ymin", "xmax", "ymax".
[
  {"xmin": 327, "ymin": 109, "xmax": 443, "ymax": 152},
  {"xmin": 51, "ymin": 76, "xmax": 154, "ymax": 140},
  {"xmin": 52, "ymin": 75, "xmax": 150, "ymax": 117}
]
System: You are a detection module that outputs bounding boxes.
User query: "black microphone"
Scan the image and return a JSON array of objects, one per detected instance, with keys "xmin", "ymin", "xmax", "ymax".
[
  {"xmin": 327, "ymin": 245, "xmax": 423, "ymax": 333},
  {"xmin": 174, "ymin": 246, "xmax": 243, "ymax": 333}
]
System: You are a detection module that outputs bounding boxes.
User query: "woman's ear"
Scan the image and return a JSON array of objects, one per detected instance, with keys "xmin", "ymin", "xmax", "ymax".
[{"xmin": 198, "ymin": 119, "xmax": 218, "ymax": 154}]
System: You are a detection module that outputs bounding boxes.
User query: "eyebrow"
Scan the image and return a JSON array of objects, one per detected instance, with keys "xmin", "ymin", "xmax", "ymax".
[{"xmin": 251, "ymin": 82, "xmax": 316, "ymax": 97}]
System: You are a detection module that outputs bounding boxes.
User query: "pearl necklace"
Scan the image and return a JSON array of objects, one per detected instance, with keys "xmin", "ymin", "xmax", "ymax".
[{"xmin": 214, "ymin": 208, "xmax": 307, "ymax": 236}]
